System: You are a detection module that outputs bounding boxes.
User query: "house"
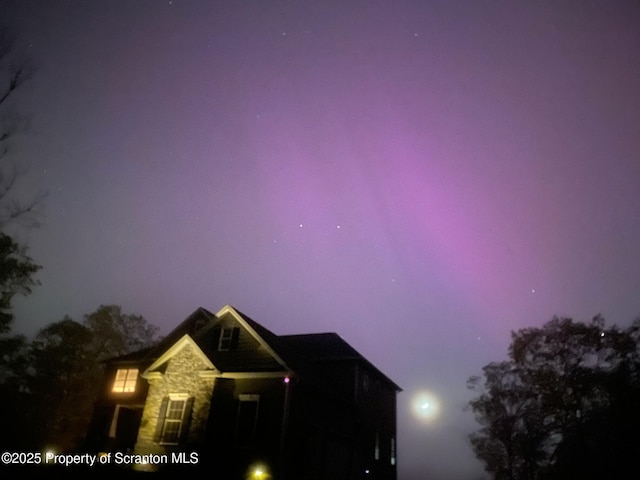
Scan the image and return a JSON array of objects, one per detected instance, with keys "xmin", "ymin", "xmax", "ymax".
[{"xmin": 85, "ymin": 305, "xmax": 401, "ymax": 479}]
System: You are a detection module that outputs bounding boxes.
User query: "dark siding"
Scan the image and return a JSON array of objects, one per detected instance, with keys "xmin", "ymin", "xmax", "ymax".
[{"xmin": 204, "ymin": 315, "xmax": 284, "ymax": 372}]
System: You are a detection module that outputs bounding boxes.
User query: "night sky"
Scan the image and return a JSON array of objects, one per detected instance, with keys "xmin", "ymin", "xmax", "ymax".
[{"xmin": 4, "ymin": 1, "xmax": 640, "ymax": 479}]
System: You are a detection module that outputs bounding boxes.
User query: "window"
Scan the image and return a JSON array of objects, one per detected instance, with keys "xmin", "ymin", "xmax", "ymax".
[
  {"xmin": 390, "ymin": 437, "xmax": 396, "ymax": 466},
  {"xmin": 112, "ymin": 368, "xmax": 138, "ymax": 393},
  {"xmin": 155, "ymin": 396, "xmax": 194, "ymax": 445},
  {"xmin": 235, "ymin": 394, "xmax": 259, "ymax": 447},
  {"xmin": 218, "ymin": 327, "xmax": 237, "ymax": 351}
]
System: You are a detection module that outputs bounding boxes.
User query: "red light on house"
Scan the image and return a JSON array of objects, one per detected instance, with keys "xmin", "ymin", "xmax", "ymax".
[{"xmin": 284, "ymin": 376, "xmax": 290, "ymax": 384}]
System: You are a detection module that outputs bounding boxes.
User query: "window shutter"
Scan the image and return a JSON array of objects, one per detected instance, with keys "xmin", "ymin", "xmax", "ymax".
[
  {"xmin": 179, "ymin": 397, "xmax": 195, "ymax": 444},
  {"xmin": 153, "ymin": 397, "xmax": 169, "ymax": 443},
  {"xmin": 231, "ymin": 327, "xmax": 240, "ymax": 349}
]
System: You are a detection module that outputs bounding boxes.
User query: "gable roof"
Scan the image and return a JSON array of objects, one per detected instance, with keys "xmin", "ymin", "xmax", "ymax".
[
  {"xmin": 278, "ymin": 332, "xmax": 402, "ymax": 392},
  {"xmin": 212, "ymin": 305, "xmax": 289, "ymax": 371},
  {"xmin": 149, "ymin": 306, "xmax": 216, "ymax": 357},
  {"xmin": 105, "ymin": 305, "xmax": 400, "ymax": 392},
  {"xmin": 143, "ymin": 334, "xmax": 216, "ymax": 378},
  {"xmin": 227, "ymin": 307, "xmax": 401, "ymax": 392}
]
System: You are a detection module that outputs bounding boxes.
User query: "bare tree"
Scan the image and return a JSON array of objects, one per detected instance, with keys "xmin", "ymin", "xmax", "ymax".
[
  {"xmin": 0, "ymin": 24, "xmax": 43, "ymax": 403},
  {"xmin": 0, "ymin": 24, "xmax": 43, "ymax": 231}
]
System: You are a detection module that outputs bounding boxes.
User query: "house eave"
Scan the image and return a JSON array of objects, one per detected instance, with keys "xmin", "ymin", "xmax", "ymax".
[{"xmin": 141, "ymin": 333, "xmax": 217, "ymax": 378}]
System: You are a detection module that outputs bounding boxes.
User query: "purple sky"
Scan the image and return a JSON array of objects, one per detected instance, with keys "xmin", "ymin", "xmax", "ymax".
[{"xmin": 4, "ymin": 1, "xmax": 640, "ymax": 478}]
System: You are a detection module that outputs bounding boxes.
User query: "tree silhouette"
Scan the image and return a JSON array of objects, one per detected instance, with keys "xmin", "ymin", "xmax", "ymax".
[
  {"xmin": 0, "ymin": 232, "xmax": 40, "ymax": 333},
  {"xmin": 1, "ymin": 304, "xmax": 162, "ymax": 452},
  {"xmin": 467, "ymin": 315, "xmax": 640, "ymax": 480}
]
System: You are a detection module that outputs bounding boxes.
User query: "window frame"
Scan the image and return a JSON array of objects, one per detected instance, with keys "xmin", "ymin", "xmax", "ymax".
[
  {"xmin": 218, "ymin": 327, "xmax": 234, "ymax": 351},
  {"xmin": 158, "ymin": 394, "xmax": 191, "ymax": 445},
  {"xmin": 112, "ymin": 368, "xmax": 139, "ymax": 393}
]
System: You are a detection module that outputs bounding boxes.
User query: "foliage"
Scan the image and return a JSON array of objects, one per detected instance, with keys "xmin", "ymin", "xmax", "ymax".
[
  {"xmin": 28, "ymin": 317, "xmax": 94, "ymax": 450},
  {"xmin": 0, "ymin": 304, "xmax": 162, "ymax": 451},
  {"xmin": 83, "ymin": 304, "xmax": 160, "ymax": 360},
  {"xmin": 467, "ymin": 315, "xmax": 640, "ymax": 480},
  {"xmin": 0, "ymin": 332, "xmax": 35, "ymax": 450},
  {"xmin": 0, "ymin": 232, "xmax": 40, "ymax": 333}
]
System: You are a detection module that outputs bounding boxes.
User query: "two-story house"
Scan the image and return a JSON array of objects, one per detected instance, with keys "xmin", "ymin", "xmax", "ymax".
[{"xmin": 85, "ymin": 305, "xmax": 401, "ymax": 479}]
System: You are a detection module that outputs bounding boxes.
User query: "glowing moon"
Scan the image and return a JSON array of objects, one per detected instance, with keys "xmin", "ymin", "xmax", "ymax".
[{"xmin": 412, "ymin": 390, "xmax": 440, "ymax": 421}]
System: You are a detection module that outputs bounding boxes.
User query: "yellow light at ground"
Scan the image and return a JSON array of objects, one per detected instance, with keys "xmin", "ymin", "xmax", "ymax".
[
  {"xmin": 247, "ymin": 463, "xmax": 270, "ymax": 480},
  {"xmin": 411, "ymin": 390, "xmax": 440, "ymax": 421}
]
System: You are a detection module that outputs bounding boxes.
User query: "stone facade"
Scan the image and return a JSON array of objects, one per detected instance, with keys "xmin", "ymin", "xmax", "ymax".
[{"xmin": 135, "ymin": 342, "xmax": 215, "ymax": 458}]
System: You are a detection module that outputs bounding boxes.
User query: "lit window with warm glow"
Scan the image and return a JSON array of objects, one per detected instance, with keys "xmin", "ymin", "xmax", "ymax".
[{"xmin": 112, "ymin": 368, "xmax": 138, "ymax": 393}]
